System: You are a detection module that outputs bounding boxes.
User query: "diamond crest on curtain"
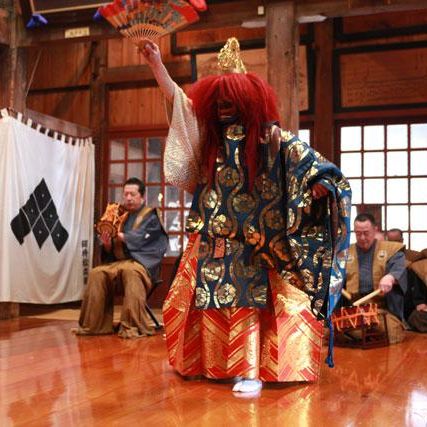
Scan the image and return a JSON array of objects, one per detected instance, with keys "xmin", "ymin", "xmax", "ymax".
[{"xmin": 10, "ymin": 179, "xmax": 69, "ymax": 251}]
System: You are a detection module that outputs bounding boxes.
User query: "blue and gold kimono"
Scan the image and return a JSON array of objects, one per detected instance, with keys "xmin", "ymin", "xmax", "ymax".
[
  {"xmin": 185, "ymin": 123, "xmax": 351, "ymax": 320},
  {"xmin": 162, "ymin": 83, "xmax": 351, "ymax": 379}
]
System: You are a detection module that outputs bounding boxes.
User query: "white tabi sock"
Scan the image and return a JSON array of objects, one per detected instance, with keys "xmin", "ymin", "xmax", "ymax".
[{"xmin": 232, "ymin": 379, "xmax": 262, "ymax": 393}]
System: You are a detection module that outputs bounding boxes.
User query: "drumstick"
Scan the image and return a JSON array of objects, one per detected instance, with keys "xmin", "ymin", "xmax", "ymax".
[
  {"xmin": 341, "ymin": 289, "xmax": 352, "ymax": 301},
  {"xmin": 353, "ymin": 289, "xmax": 381, "ymax": 306}
]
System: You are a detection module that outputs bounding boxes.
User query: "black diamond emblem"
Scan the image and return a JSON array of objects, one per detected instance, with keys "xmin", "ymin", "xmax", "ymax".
[
  {"xmin": 33, "ymin": 217, "xmax": 50, "ymax": 248},
  {"xmin": 21, "ymin": 194, "xmax": 39, "ymax": 227},
  {"xmin": 10, "ymin": 209, "xmax": 31, "ymax": 244},
  {"xmin": 10, "ymin": 179, "xmax": 69, "ymax": 252},
  {"xmin": 34, "ymin": 179, "xmax": 51, "ymax": 211},
  {"xmin": 42, "ymin": 200, "xmax": 58, "ymax": 231},
  {"xmin": 51, "ymin": 222, "xmax": 69, "ymax": 252}
]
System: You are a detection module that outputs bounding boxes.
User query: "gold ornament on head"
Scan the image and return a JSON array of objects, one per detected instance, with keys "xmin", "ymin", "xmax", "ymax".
[{"xmin": 217, "ymin": 37, "xmax": 247, "ymax": 74}]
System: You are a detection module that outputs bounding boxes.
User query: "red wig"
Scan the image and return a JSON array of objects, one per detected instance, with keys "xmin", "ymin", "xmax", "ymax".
[{"xmin": 187, "ymin": 72, "xmax": 280, "ymax": 189}]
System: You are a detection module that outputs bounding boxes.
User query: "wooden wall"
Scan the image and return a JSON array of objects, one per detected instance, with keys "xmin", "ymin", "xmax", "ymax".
[
  {"xmin": 15, "ymin": 7, "xmax": 427, "ymax": 135},
  {"xmin": 333, "ymin": 9, "xmax": 427, "ymax": 120},
  {"xmin": 26, "ymin": 42, "xmax": 91, "ymax": 127}
]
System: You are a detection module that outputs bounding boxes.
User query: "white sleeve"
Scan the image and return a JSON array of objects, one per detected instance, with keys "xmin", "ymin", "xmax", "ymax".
[{"xmin": 164, "ymin": 83, "xmax": 202, "ymax": 194}]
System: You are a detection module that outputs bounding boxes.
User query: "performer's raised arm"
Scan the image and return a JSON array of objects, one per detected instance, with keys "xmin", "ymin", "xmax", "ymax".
[
  {"xmin": 140, "ymin": 41, "xmax": 175, "ymax": 102},
  {"xmin": 139, "ymin": 41, "xmax": 201, "ymax": 194}
]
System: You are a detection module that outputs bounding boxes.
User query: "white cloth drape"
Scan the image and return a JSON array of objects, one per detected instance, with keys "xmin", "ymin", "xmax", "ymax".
[{"xmin": 0, "ymin": 111, "xmax": 94, "ymax": 303}]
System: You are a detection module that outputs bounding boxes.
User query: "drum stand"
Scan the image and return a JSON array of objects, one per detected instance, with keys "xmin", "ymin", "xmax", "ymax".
[{"xmin": 336, "ymin": 312, "xmax": 389, "ymax": 349}]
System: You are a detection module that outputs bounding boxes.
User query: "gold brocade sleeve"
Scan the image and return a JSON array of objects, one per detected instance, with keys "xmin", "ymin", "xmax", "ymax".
[{"xmin": 164, "ymin": 83, "xmax": 203, "ymax": 194}]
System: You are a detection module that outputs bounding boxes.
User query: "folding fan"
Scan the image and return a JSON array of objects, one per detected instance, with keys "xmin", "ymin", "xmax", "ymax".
[{"xmin": 98, "ymin": 0, "xmax": 206, "ymax": 46}]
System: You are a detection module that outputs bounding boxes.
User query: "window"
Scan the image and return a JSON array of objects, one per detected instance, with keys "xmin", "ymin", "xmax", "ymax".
[
  {"xmin": 299, "ymin": 128, "xmax": 311, "ymax": 145},
  {"xmin": 339, "ymin": 121, "xmax": 427, "ymax": 250},
  {"xmin": 107, "ymin": 135, "xmax": 190, "ymax": 256}
]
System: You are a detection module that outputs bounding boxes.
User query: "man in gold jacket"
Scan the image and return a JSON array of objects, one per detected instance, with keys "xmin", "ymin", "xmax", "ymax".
[{"xmin": 345, "ymin": 213, "xmax": 407, "ymax": 342}]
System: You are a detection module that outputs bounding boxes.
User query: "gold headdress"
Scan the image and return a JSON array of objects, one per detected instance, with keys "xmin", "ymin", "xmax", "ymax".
[{"xmin": 217, "ymin": 37, "xmax": 247, "ymax": 74}]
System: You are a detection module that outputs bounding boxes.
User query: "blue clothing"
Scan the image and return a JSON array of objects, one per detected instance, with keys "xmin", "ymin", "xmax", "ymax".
[
  {"xmin": 186, "ymin": 124, "xmax": 351, "ymax": 319},
  {"xmin": 103, "ymin": 205, "xmax": 168, "ymax": 278}
]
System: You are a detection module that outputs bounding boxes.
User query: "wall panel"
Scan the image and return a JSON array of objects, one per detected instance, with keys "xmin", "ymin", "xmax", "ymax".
[
  {"xmin": 27, "ymin": 90, "xmax": 90, "ymax": 128},
  {"xmin": 27, "ymin": 42, "xmax": 92, "ymax": 90}
]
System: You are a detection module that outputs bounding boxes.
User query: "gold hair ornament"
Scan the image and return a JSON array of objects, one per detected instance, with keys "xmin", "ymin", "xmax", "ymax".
[{"xmin": 217, "ymin": 37, "xmax": 247, "ymax": 74}]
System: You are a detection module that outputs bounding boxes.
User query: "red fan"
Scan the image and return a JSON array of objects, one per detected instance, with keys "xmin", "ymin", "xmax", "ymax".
[{"xmin": 98, "ymin": 0, "xmax": 205, "ymax": 46}]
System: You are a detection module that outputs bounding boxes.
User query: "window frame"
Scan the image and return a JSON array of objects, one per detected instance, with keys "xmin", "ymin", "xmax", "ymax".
[
  {"xmin": 105, "ymin": 128, "xmax": 190, "ymax": 257},
  {"xmin": 336, "ymin": 116, "xmax": 427, "ymax": 250}
]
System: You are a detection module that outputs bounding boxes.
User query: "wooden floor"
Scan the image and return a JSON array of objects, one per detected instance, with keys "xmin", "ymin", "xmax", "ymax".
[{"xmin": 1, "ymin": 311, "xmax": 427, "ymax": 427}]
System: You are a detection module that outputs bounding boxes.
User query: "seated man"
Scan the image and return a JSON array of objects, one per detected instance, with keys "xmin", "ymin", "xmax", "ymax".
[
  {"xmin": 386, "ymin": 227, "xmax": 424, "ymax": 320},
  {"xmin": 76, "ymin": 177, "xmax": 168, "ymax": 338},
  {"xmin": 407, "ymin": 256, "xmax": 427, "ymax": 332},
  {"xmin": 344, "ymin": 213, "xmax": 407, "ymax": 343},
  {"xmin": 386, "ymin": 227, "xmax": 422, "ymax": 263},
  {"xmin": 386, "ymin": 228, "xmax": 404, "ymax": 244}
]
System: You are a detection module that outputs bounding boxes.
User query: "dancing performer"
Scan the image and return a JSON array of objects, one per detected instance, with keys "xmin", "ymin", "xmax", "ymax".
[{"xmin": 142, "ymin": 38, "xmax": 351, "ymax": 393}]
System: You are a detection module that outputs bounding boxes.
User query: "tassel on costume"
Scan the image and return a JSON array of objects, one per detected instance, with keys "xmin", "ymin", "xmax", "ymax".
[{"xmin": 325, "ymin": 317, "xmax": 335, "ymax": 368}]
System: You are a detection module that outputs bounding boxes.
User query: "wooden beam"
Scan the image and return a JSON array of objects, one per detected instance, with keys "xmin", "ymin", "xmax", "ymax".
[
  {"xmin": 25, "ymin": 108, "xmax": 92, "ymax": 137},
  {"xmin": 0, "ymin": 5, "xmax": 26, "ymax": 319},
  {"xmin": 17, "ymin": 22, "xmax": 119, "ymax": 47},
  {"xmin": 267, "ymin": 1, "xmax": 299, "ymax": 134},
  {"xmin": 90, "ymin": 40, "xmax": 107, "ymax": 266},
  {"xmin": 0, "ymin": 9, "xmax": 27, "ymax": 113},
  {"xmin": 313, "ymin": 19, "xmax": 335, "ymax": 161},
  {"xmin": 15, "ymin": 0, "xmax": 427, "ymax": 47},
  {"xmin": 296, "ymin": 0, "xmax": 427, "ymax": 19},
  {"xmin": 0, "ymin": 7, "xmax": 10, "ymax": 45}
]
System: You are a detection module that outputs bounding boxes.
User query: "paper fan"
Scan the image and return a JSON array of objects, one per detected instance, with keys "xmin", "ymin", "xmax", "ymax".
[{"xmin": 98, "ymin": 0, "xmax": 202, "ymax": 45}]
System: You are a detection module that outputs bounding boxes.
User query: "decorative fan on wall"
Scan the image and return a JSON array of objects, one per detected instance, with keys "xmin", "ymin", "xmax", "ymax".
[{"xmin": 97, "ymin": 0, "xmax": 207, "ymax": 46}]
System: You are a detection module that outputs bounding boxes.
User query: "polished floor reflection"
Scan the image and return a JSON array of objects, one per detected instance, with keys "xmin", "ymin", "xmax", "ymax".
[{"xmin": 0, "ymin": 314, "xmax": 426, "ymax": 426}]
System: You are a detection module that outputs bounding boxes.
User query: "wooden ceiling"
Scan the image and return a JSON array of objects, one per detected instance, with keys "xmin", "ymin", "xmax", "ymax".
[
  {"xmin": 19, "ymin": 0, "xmax": 107, "ymax": 27},
  {"xmin": 3, "ymin": 0, "xmax": 427, "ymax": 46}
]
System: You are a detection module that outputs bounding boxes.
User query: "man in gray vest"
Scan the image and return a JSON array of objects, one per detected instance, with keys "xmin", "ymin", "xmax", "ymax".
[{"xmin": 76, "ymin": 177, "xmax": 168, "ymax": 338}]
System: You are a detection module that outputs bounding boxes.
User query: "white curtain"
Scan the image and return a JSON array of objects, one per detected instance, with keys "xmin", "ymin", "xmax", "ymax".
[{"xmin": 0, "ymin": 110, "xmax": 94, "ymax": 303}]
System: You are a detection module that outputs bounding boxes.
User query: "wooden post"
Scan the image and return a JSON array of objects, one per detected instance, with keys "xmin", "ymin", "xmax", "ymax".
[
  {"xmin": 266, "ymin": 1, "xmax": 299, "ymax": 133},
  {"xmin": 0, "ymin": 6, "xmax": 10, "ymax": 45},
  {"xmin": 313, "ymin": 19, "xmax": 335, "ymax": 161},
  {"xmin": 90, "ymin": 40, "xmax": 108, "ymax": 266},
  {"xmin": 0, "ymin": 8, "xmax": 27, "ymax": 110},
  {"xmin": 0, "ymin": 3, "xmax": 27, "ymax": 319}
]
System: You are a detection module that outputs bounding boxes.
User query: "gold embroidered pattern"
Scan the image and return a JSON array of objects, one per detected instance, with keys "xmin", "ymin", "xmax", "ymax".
[
  {"xmin": 196, "ymin": 287, "xmax": 209, "ymax": 307},
  {"xmin": 265, "ymin": 209, "xmax": 285, "ymax": 230},
  {"xmin": 198, "ymin": 240, "xmax": 211, "ymax": 258},
  {"xmin": 186, "ymin": 211, "xmax": 204, "ymax": 232},
  {"xmin": 234, "ymin": 260, "xmax": 257, "ymax": 279},
  {"xmin": 218, "ymin": 166, "xmax": 240, "ymax": 187},
  {"xmin": 203, "ymin": 259, "xmax": 225, "ymax": 281},
  {"xmin": 203, "ymin": 189, "xmax": 218, "ymax": 209},
  {"xmin": 225, "ymin": 124, "xmax": 245, "ymax": 141},
  {"xmin": 245, "ymin": 225, "xmax": 262, "ymax": 245},
  {"xmin": 248, "ymin": 283, "xmax": 268, "ymax": 305},
  {"xmin": 215, "ymin": 282, "xmax": 237, "ymax": 305},
  {"xmin": 232, "ymin": 193, "xmax": 256, "ymax": 213},
  {"xmin": 280, "ymin": 129, "xmax": 294, "ymax": 142},
  {"xmin": 212, "ymin": 214, "xmax": 233, "ymax": 236},
  {"xmin": 255, "ymin": 174, "xmax": 278, "ymax": 201},
  {"xmin": 270, "ymin": 239, "xmax": 291, "ymax": 262},
  {"xmin": 288, "ymin": 141, "xmax": 310, "ymax": 165}
]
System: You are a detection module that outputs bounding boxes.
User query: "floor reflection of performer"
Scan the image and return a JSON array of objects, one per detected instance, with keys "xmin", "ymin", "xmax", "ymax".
[
  {"xmin": 76, "ymin": 177, "xmax": 168, "ymax": 338},
  {"xmin": 141, "ymin": 38, "xmax": 351, "ymax": 393}
]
